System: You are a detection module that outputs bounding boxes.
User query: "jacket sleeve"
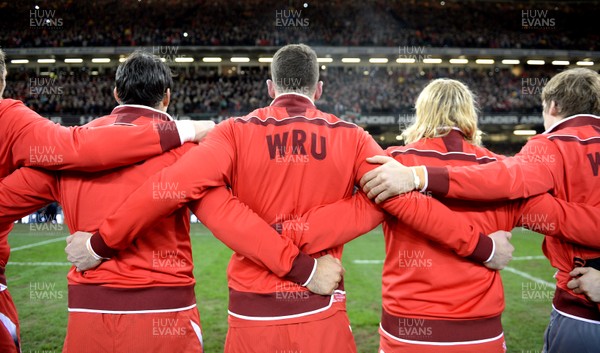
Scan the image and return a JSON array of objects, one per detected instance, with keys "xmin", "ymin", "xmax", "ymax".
[
  {"xmin": 0, "ymin": 168, "xmax": 59, "ymax": 225},
  {"xmin": 425, "ymin": 137, "xmax": 563, "ymax": 200},
  {"xmin": 380, "ymin": 193, "xmax": 495, "ymax": 262},
  {"xmin": 90, "ymin": 119, "xmax": 236, "ymax": 258},
  {"xmin": 517, "ymin": 193, "xmax": 600, "ymax": 248},
  {"xmin": 7, "ymin": 101, "xmax": 182, "ymax": 172},
  {"xmin": 188, "ymin": 187, "xmax": 314, "ymax": 283},
  {"xmin": 280, "ymin": 191, "xmax": 385, "ymax": 255}
]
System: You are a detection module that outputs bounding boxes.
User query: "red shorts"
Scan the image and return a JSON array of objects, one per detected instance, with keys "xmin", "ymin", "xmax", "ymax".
[
  {"xmin": 63, "ymin": 307, "xmax": 203, "ymax": 353},
  {"xmin": 379, "ymin": 327, "xmax": 507, "ymax": 353},
  {"xmin": 0, "ymin": 289, "xmax": 20, "ymax": 353},
  {"xmin": 224, "ymin": 310, "xmax": 357, "ymax": 353}
]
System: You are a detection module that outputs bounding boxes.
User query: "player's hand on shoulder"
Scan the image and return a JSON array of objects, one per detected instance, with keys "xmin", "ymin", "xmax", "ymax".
[
  {"xmin": 484, "ymin": 230, "xmax": 514, "ymax": 270},
  {"xmin": 361, "ymin": 156, "xmax": 415, "ymax": 204},
  {"xmin": 306, "ymin": 254, "xmax": 345, "ymax": 295},
  {"xmin": 65, "ymin": 231, "xmax": 102, "ymax": 272},
  {"xmin": 191, "ymin": 120, "xmax": 216, "ymax": 143}
]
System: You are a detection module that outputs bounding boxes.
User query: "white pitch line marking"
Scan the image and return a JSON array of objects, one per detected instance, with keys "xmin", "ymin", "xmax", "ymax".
[
  {"xmin": 502, "ymin": 266, "xmax": 556, "ymax": 289},
  {"xmin": 7, "ymin": 262, "xmax": 71, "ymax": 266},
  {"xmin": 10, "ymin": 237, "xmax": 66, "ymax": 252},
  {"xmin": 512, "ymin": 256, "xmax": 547, "ymax": 261},
  {"xmin": 353, "ymin": 260, "xmax": 384, "ymax": 264}
]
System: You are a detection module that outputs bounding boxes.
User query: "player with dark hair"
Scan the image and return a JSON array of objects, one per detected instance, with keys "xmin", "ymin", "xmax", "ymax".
[{"xmin": 0, "ymin": 48, "xmax": 213, "ymax": 353}]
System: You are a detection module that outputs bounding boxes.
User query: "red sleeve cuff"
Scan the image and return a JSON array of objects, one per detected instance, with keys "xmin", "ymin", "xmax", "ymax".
[
  {"xmin": 425, "ymin": 166, "xmax": 449, "ymax": 196},
  {"xmin": 467, "ymin": 233, "xmax": 494, "ymax": 263},
  {"xmin": 157, "ymin": 121, "xmax": 182, "ymax": 152},
  {"xmin": 90, "ymin": 231, "xmax": 119, "ymax": 259},
  {"xmin": 283, "ymin": 252, "xmax": 315, "ymax": 285}
]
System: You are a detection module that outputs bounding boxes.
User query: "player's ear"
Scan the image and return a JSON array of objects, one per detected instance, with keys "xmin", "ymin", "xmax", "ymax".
[
  {"xmin": 313, "ymin": 81, "xmax": 323, "ymax": 101},
  {"xmin": 113, "ymin": 87, "xmax": 121, "ymax": 105},
  {"xmin": 163, "ymin": 88, "xmax": 171, "ymax": 108},
  {"xmin": 267, "ymin": 79, "xmax": 276, "ymax": 99},
  {"xmin": 548, "ymin": 100, "xmax": 560, "ymax": 117}
]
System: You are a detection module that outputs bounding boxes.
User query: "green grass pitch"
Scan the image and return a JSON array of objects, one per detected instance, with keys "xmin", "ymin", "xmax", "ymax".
[{"xmin": 7, "ymin": 223, "xmax": 554, "ymax": 352}]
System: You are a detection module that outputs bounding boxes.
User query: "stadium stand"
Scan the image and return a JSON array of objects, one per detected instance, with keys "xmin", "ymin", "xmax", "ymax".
[{"xmin": 1, "ymin": 0, "xmax": 597, "ymax": 50}]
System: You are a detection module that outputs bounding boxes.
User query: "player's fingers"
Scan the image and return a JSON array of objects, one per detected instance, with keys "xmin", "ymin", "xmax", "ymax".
[
  {"xmin": 366, "ymin": 183, "xmax": 387, "ymax": 200},
  {"xmin": 567, "ymin": 278, "xmax": 580, "ymax": 290},
  {"xmin": 572, "ymin": 287, "xmax": 583, "ymax": 295},
  {"xmin": 375, "ymin": 190, "xmax": 395, "ymax": 204},
  {"xmin": 360, "ymin": 168, "xmax": 380, "ymax": 188},
  {"xmin": 505, "ymin": 231, "xmax": 513, "ymax": 240},
  {"xmin": 569, "ymin": 267, "xmax": 589, "ymax": 277},
  {"xmin": 366, "ymin": 155, "xmax": 393, "ymax": 165},
  {"xmin": 65, "ymin": 235, "xmax": 74, "ymax": 245}
]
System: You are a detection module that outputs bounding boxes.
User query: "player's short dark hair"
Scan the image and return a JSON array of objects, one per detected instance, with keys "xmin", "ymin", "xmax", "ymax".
[
  {"xmin": 115, "ymin": 50, "xmax": 172, "ymax": 108},
  {"xmin": 0, "ymin": 48, "xmax": 5, "ymax": 76},
  {"xmin": 271, "ymin": 44, "xmax": 319, "ymax": 95}
]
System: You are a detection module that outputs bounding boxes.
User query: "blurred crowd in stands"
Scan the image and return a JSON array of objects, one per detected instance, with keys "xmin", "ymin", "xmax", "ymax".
[
  {"xmin": 1, "ymin": 0, "xmax": 597, "ymax": 50},
  {"xmin": 5, "ymin": 65, "xmax": 556, "ymax": 117}
]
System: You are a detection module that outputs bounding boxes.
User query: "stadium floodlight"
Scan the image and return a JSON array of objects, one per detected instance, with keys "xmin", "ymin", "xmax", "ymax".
[
  {"xmin": 396, "ymin": 58, "xmax": 416, "ymax": 64},
  {"xmin": 422, "ymin": 58, "xmax": 442, "ymax": 64},
  {"xmin": 231, "ymin": 57, "xmax": 250, "ymax": 63},
  {"xmin": 369, "ymin": 58, "xmax": 388, "ymax": 64},
  {"xmin": 551, "ymin": 60, "xmax": 570, "ymax": 66},
  {"xmin": 10, "ymin": 59, "xmax": 29, "ymax": 64},
  {"xmin": 576, "ymin": 61, "xmax": 594, "ymax": 66},
  {"xmin": 527, "ymin": 60, "xmax": 545, "ymax": 65},
  {"xmin": 91, "ymin": 58, "xmax": 111, "ymax": 63},
  {"xmin": 202, "ymin": 57, "xmax": 222, "ymax": 63},
  {"xmin": 475, "ymin": 59, "xmax": 494, "ymax": 65},
  {"xmin": 64, "ymin": 58, "xmax": 83, "ymax": 64},
  {"xmin": 119, "ymin": 57, "xmax": 127, "ymax": 63},
  {"xmin": 449, "ymin": 58, "xmax": 468, "ymax": 64},
  {"xmin": 342, "ymin": 58, "xmax": 361, "ymax": 63},
  {"xmin": 317, "ymin": 57, "xmax": 333, "ymax": 63},
  {"xmin": 174, "ymin": 57, "xmax": 194, "ymax": 63},
  {"xmin": 37, "ymin": 59, "xmax": 56, "ymax": 64},
  {"xmin": 258, "ymin": 57, "xmax": 273, "ymax": 63},
  {"xmin": 513, "ymin": 129, "xmax": 537, "ymax": 136},
  {"xmin": 501, "ymin": 59, "xmax": 520, "ymax": 65}
]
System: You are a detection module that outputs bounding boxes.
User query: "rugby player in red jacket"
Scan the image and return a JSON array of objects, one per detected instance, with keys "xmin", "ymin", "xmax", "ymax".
[
  {"xmin": 0, "ymin": 51, "xmax": 344, "ymax": 353},
  {"xmin": 272, "ymin": 78, "xmax": 600, "ymax": 352},
  {"xmin": 0, "ymin": 48, "xmax": 211, "ymax": 353},
  {"xmin": 66, "ymin": 45, "xmax": 524, "ymax": 353},
  {"xmin": 364, "ymin": 68, "xmax": 600, "ymax": 353}
]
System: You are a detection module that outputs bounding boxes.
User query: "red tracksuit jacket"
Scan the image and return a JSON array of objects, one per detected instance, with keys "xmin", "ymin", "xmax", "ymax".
[
  {"xmin": 424, "ymin": 115, "xmax": 600, "ymax": 321},
  {"xmin": 0, "ymin": 99, "xmax": 182, "ymax": 287}
]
